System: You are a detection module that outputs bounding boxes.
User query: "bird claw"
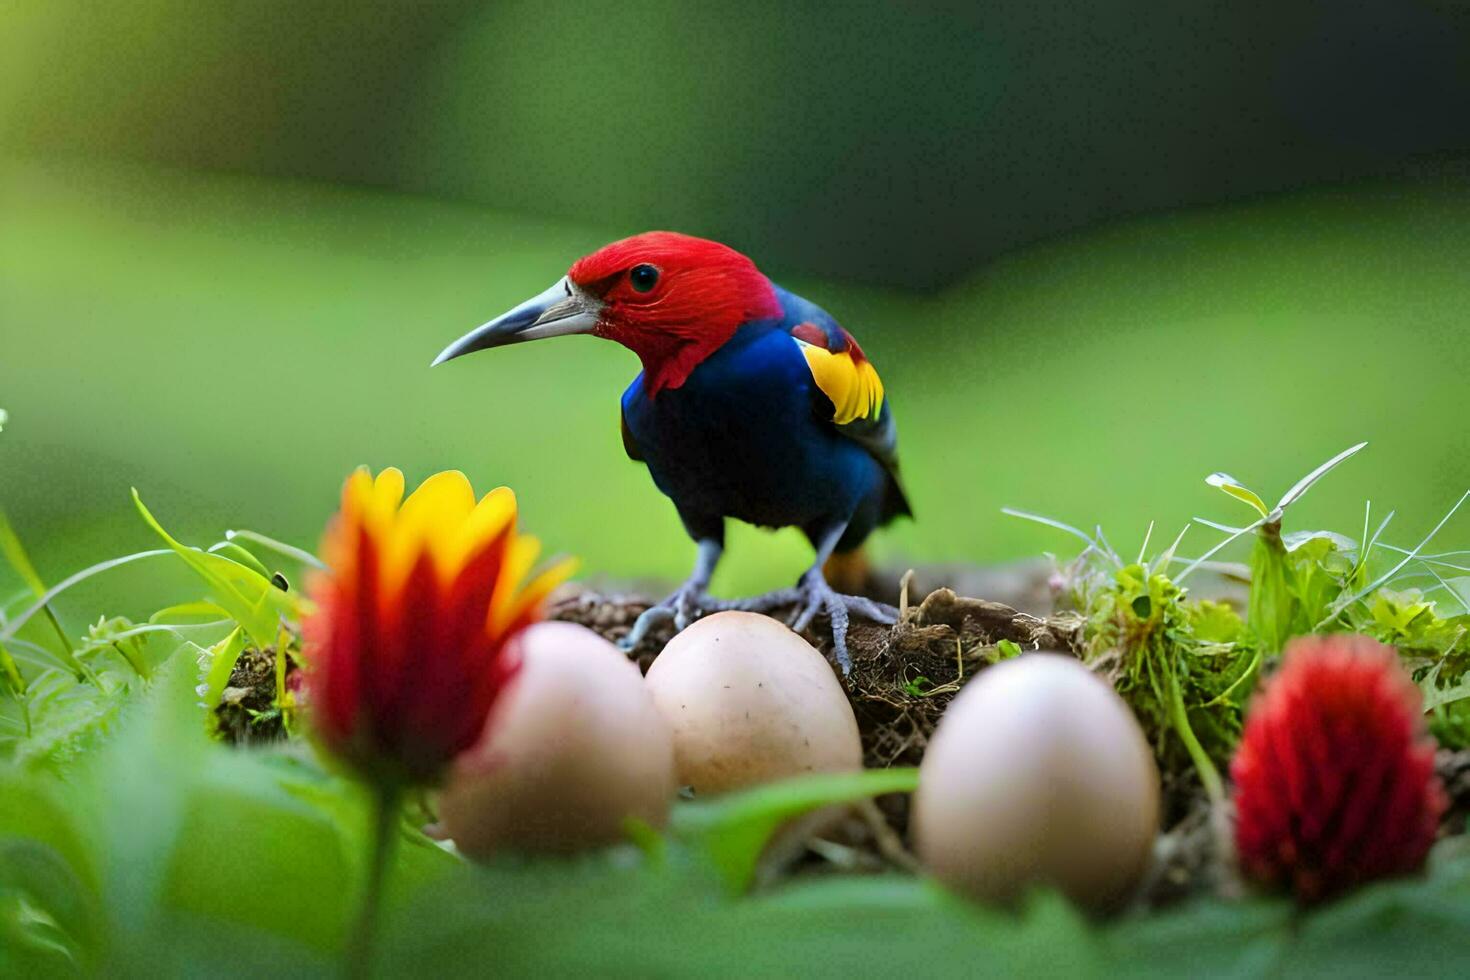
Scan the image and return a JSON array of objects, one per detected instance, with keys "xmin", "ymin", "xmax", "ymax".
[
  {"xmin": 619, "ymin": 581, "xmax": 713, "ymax": 651},
  {"xmin": 621, "ymin": 574, "xmax": 898, "ymax": 675},
  {"xmin": 732, "ymin": 574, "xmax": 897, "ymax": 675}
]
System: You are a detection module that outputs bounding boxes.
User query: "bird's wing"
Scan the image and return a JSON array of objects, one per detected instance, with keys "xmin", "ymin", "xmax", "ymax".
[
  {"xmin": 791, "ymin": 325, "xmax": 893, "ymax": 457},
  {"xmin": 620, "ymin": 407, "xmax": 645, "ymax": 462},
  {"xmin": 787, "ymin": 321, "xmax": 909, "ymax": 517}
]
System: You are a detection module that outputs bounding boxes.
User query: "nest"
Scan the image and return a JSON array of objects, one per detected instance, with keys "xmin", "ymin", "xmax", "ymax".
[
  {"xmin": 549, "ymin": 583, "xmax": 1084, "ymax": 772},
  {"xmin": 213, "ymin": 645, "xmax": 295, "ymax": 745},
  {"xmin": 1438, "ymin": 748, "xmax": 1470, "ymax": 838}
]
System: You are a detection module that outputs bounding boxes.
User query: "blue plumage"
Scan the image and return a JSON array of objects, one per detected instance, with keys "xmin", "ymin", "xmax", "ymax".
[{"xmin": 620, "ymin": 286, "xmax": 905, "ymax": 556}]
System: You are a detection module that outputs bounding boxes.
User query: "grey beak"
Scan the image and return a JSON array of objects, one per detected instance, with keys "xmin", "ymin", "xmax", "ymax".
[{"xmin": 431, "ymin": 277, "xmax": 601, "ymax": 366}]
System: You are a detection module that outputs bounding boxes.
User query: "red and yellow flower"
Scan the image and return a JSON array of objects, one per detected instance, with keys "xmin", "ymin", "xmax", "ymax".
[
  {"xmin": 303, "ymin": 467, "xmax": 573, "ymax": 787},
  {"xmin": 1231, "ymin": 634, "xmax": 1447, "ymax": 903}
]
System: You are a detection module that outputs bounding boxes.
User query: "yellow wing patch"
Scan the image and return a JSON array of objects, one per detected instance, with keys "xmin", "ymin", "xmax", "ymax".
[{"xmin": 795, "ymin": 339, "xmax": 885, "ymax": 425}]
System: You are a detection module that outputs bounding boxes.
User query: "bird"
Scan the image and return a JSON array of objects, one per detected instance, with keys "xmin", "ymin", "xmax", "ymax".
[{"xmin": 432, "ymin": 232, "xmax": 910, "ymax": 672}]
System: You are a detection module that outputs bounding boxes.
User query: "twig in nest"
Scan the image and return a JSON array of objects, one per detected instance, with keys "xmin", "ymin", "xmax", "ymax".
[{"xmin": 856, "ymin": 798, "xmax": 922, "ymax": 873}]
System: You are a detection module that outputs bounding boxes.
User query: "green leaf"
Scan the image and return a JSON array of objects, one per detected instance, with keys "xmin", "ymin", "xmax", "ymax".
[
  {"xmin": 3, "ymin": 670, "xmax": 135, "ymax": 774},
  {"xmin": 0, "ymin": 775, "xmax": 101, "ymax": 898},
  {"xmin": 0, "ymin": 770, "xmax": 105, "ymax": 975},
  {"xmin": 385, "ymin": 848, "xmax": 1104, "ymax": 977},
  {"xmin": 1445, "ymin": 576, "xmax": 1470, "ymax": 614},
  {"xmin": 149, "ymin": 601, "xmax": 232, "ymax": 624},
  {"xmin": 194, "ymin": 628, "xmax": 247, "ymax": 735},
  {"xmin": 1419, "ymin": 659, "xmax": 1470, "ymax": 713},
  {"xmin": 0, "ymin": 509, "xmax": 52, "ymax": 599},
  {"xmin": 158, "ymin": 777, "xmax": 354, "ymax": 954},
  {"xmin": 131, "ymin": 490, "xmax": 295, "ymax": 648},
  {"xmin": 1103, "ymin": 897, "xmax": 1291, "ymax": 976},
  {"xmin": 1273, "ymin": 441, "xmax": 1368, "ymax": 512},
  {"xmin": 68, "ymin": 649, "xmax": 367, "ymax": 964},
  {"xmin": 1248, "ymin": 531, "xmax": 1293, "ymax": 655},
  {"xmin": 205, "ymin": 541, "xmax": 273, "ymax": 580},
  {"xmin": 0, "ymin": 838, "xmax": 104, "ymax": 976},
  {"xmin": 225, "ymin": 529, "xmax": 326, "ymax": 571},
  {"xmin": 1205, "ymin": 473, "xmax": 1270, "ymax": 518},
  {"xmin": 902, "ymin": 675, "xmax": 932, "ymax": 696},
  {"xmin": 672, "ymin": 768, "xmax": 919, "ymax": 892},
  {"xmin": 1280, "ymin": 838, "xmax": 1470, "ymax": 974},
  {"xmin": 1281, "ymin": 529, "xmax": 1357, "ymax": 556}
]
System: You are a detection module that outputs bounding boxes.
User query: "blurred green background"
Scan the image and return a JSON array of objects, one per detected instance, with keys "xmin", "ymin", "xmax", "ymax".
[{"xmin": 2, "ymin": 1, "xmax": 1469, "ymax": 615}]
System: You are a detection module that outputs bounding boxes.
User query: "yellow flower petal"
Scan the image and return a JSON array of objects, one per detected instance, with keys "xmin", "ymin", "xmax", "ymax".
[
  {"xmin": 340, "ymin": 468, "xmax": 373, "ymax": 515},
  {"xmin": 442, "ymin": 486, "xmax": 517, "ymax": 575},
  {"xmin": 371, "ymin": 467, "xmax": 405, "ymax": 515},
  {"xmin": 516, "ymin": 555, "xmax": 578, "ymax": 617},
  {"xmin": 382, "ymin": 470, "xmax": 476, "ymax": 588},
  {"xmin": 400, "ymin": 470, "xmax": 475, "ymax": 524},
  {"xmin": 328, "ymin": 467, "xmax": 574, "ymax": 637},
  {"xmin": 488, "ymin": 533, "xmax": 541, "ymax": 635}
]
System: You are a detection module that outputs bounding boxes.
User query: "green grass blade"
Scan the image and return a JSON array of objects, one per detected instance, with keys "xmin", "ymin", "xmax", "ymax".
[
  {"xmin": 1274, "ymin": 441, "xmax": 1368, "ymax": 511},
  {"xmin": 1323, "ymin": 489, "xmax": 1470, "ymax": 626},
  {"xmin": 0, "ymin": 550, "xmax": 173, "ymax": 644},
  {"xmin": 1176, "ymin": 515, "xmax": 1269, "ymax": 584},
  {"xmin": 225, "ymin": 529, "xmax": 326, "ymax": 571},
  {"xmin": 1001, "ymin": 508, "xmax": 1113, "ymax": 563}
]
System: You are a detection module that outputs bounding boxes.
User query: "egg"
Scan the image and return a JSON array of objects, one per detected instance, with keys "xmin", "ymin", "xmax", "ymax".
[
  {"xmin": 912, "ymin": 653, "xmax": 1159, "ymax": 913},
  {"xmin": 643, "ymin": 611, "xmax": 862, "ymax": 794},
  {"xmin": 437, "ymin": 621, "xmax": 676, "ymax": 856}
]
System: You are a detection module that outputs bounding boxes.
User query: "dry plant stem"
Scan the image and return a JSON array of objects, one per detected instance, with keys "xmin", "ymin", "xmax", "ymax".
[
  {"xmin": 856, "ymin": 798, "xmax": 921, "ymax": 873},
  {"xmin": 344, "ymin": 784, "xmax": 402, "ymax": 979}
]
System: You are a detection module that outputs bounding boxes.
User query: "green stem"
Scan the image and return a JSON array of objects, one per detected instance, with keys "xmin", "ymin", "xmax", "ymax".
[
  {"xmin": 1166, "ymin": 663, "xmax": 1224, "ymax": 808},
  {"xmin": 0, "ymin": 509, "xmax": 97, "ymax": 686},
  {"xmin": 42, "ymin": 605, "xmax": 98, "ymax": 686},
  {"xmin": 344, "ymin": 784, "xmax": 401, "ymax": 979},
  {"xmin": 0, "ymin": 641, "xmax": 30, "ymax": 736},
  {"xmin": 110, "ymin": 640, "xmax": 151, "ymax": 680}
]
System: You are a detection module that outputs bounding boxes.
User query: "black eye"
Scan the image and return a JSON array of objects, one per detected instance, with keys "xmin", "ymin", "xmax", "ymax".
[{"xmin": 629, "ymin": 264, "xmax": 659, "ymax": 293}]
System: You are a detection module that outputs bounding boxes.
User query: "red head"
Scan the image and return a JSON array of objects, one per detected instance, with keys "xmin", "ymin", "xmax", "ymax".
[{"xmin": 434, "ymin": 232, "xmax": 782, "ymax": 395}]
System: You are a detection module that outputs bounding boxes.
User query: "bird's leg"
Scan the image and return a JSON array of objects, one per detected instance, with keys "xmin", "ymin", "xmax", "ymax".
[
  {"xmin": 619, "ymin": 538, "xmax": 724, "ymax": 651},
  {"xmin": 731, "ymin": 524, "xmax": 898, "ymax": 674}
]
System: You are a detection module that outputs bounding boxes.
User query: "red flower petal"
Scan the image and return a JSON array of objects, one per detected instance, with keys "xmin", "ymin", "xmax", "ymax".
[
  {"xmin": 302, "ymin": 470, "xmax": 565, "ymax": 788},
  {"xmin": 1231, "ymin": 634, "xmax": 1447, "ymax": 902}
]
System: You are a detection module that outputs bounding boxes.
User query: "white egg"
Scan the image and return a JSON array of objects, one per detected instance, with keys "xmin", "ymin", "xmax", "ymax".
[
  {"xmin": 912, "ymin": 653, "xmax": 1159, "ymax": 912},
  {"xmin": 643, "ymin": 611, "xmax": 862, "ymax": 794},
  {"xmin": 438, "ymin": 621, "xmax": 676, "ymax": 856}
]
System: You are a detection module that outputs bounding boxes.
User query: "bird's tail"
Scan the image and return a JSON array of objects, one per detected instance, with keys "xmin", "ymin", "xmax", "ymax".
[{"xmin": 823, "ymin": 548, "xmax": 871, "ymax": 595}]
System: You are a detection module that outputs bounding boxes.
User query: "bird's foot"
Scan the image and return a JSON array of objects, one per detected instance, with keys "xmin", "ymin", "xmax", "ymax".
[
  {"xmin": 619, "ymin": 579, "xmax": 717, "ymax": 651},
  {"xmin": 731, "ymin": 573, "xmax": 898, "ymax": 675}
]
